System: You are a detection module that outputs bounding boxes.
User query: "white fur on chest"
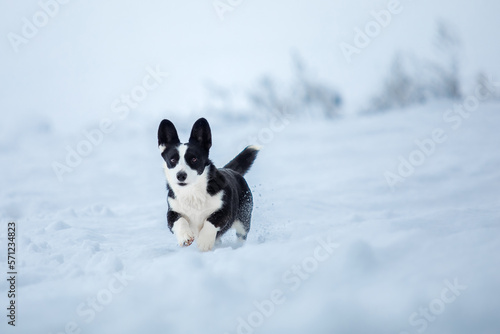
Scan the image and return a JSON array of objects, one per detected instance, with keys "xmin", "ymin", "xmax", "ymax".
[{"xmin": 166, "ymin": 165, "xmax": 223, "ymax": 235}]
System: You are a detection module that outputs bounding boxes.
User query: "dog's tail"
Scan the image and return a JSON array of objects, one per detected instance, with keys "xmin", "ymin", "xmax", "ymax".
[{"xmin": 224, "ymin": 145, "xmax": 260, "ymax": 176}]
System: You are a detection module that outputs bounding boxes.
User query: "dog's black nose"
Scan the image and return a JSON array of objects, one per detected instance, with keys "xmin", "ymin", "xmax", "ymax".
[{"xmin": 177, "ymin": 171, "xmax": 187, "ymax": 182}]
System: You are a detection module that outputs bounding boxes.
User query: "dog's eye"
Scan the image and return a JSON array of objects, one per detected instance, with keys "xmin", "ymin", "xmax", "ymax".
[
  {"xmin": 170, "ymin": 158, "xmax": 177, "ymax": 163},
  {"xmin": 191, "ymin": 157, "xmax": 197, "ymax": 163}
]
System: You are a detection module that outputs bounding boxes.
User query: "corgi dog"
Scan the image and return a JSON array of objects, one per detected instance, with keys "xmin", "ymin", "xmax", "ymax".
[{"xmin": 158, "ymin": 118, "xmax": 259, "ymax": 251}]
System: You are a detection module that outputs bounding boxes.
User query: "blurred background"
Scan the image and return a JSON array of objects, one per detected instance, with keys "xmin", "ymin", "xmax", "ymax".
[
  {"xmin": 1, "ymin": 0, "xmax": 499, "ymax": 129},
  {"xmin": 1, "ymin": 1, "xmax": 500, "ymax": 334}
]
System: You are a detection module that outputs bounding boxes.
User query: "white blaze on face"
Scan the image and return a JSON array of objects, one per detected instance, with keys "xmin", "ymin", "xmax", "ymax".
[
  {"xmin": 164, "ymin": 144, "xmax": 200, "ymax": 188},
  {"xmin": 165, "ymin": 144, "xmax": 218, "ymax": 214}
]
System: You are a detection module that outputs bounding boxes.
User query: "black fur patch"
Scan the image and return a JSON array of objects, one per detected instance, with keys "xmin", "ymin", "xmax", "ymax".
[
  {"xmin": 184, "ymin": 145, "xmax": 210, "ymax": 175},
  {"xmin": 158, "ymin": 119, "xmax": 180, "ymax": 148},
  {"xmin": 161, "ymin": 146, "xmax": 180, "ymax": 169},
  {"xmin": 189, "ymin": 118, "xmax": 212, "ymax": 152}
]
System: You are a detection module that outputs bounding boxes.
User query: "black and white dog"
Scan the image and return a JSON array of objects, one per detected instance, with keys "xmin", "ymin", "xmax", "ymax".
[{"xmin": 158, "ymin": 118, "xmax": 259, "ymax": 251}]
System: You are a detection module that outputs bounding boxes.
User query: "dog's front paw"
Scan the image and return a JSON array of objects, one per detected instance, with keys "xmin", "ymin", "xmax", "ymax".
[
  {"xmin": 197, "ymin": 237, "xmax": 215, "ymax": 252},
  {"xmin": 176, "ymin": 228, "xmax": 195, "ymax": 247},
  {"xmin": 196, "ymin": 222, "xmax": 218, "ymax": 252},
  {"xmin": 172, "ymin": 218, "xmax": 195, "ymax": 247}
]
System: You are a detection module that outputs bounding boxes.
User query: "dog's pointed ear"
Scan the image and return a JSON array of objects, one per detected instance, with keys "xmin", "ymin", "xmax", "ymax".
[
  {"xmin": 189, "ymin": 118, "xmax": 212, "ymax": 152},
  {"xmin": 158, "ymin": 119, "xmax": 180, "ymax": 150}
]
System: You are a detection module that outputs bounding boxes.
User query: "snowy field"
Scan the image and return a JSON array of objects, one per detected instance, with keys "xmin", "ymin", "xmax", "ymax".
[
  {"xmin": 1, "ymin": 0, "xmax": 500, "ymax": 334},
  {"xmin": 2, "ymin": 101, "xmax": 500, "ymax": 334}
]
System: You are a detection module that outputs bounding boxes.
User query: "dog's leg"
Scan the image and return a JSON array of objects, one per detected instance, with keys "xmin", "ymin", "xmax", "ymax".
[
  {"xmin": 197, "ymin": 221, "xmax": 219, "ymax": 252},
  {"xmin": 232, "ymin": 220, "xmax": 249, "ymax": 242},
  {"xmin": 171, "ymin": 217, "xmax": 195, "ymax": 247},
  {"xmin": 235, "ymin": 186, "xmax": 252, "ymax": 243}
]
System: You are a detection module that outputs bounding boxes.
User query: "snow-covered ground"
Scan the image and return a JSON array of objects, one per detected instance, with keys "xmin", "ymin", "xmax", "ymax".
[
  {"xmin": 1, "ymin": 100, "xmax": 500, "ymax": 334},
  {"xmin": 1, "ymin": 0, "xmax": 500, "ymax": 333}
]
